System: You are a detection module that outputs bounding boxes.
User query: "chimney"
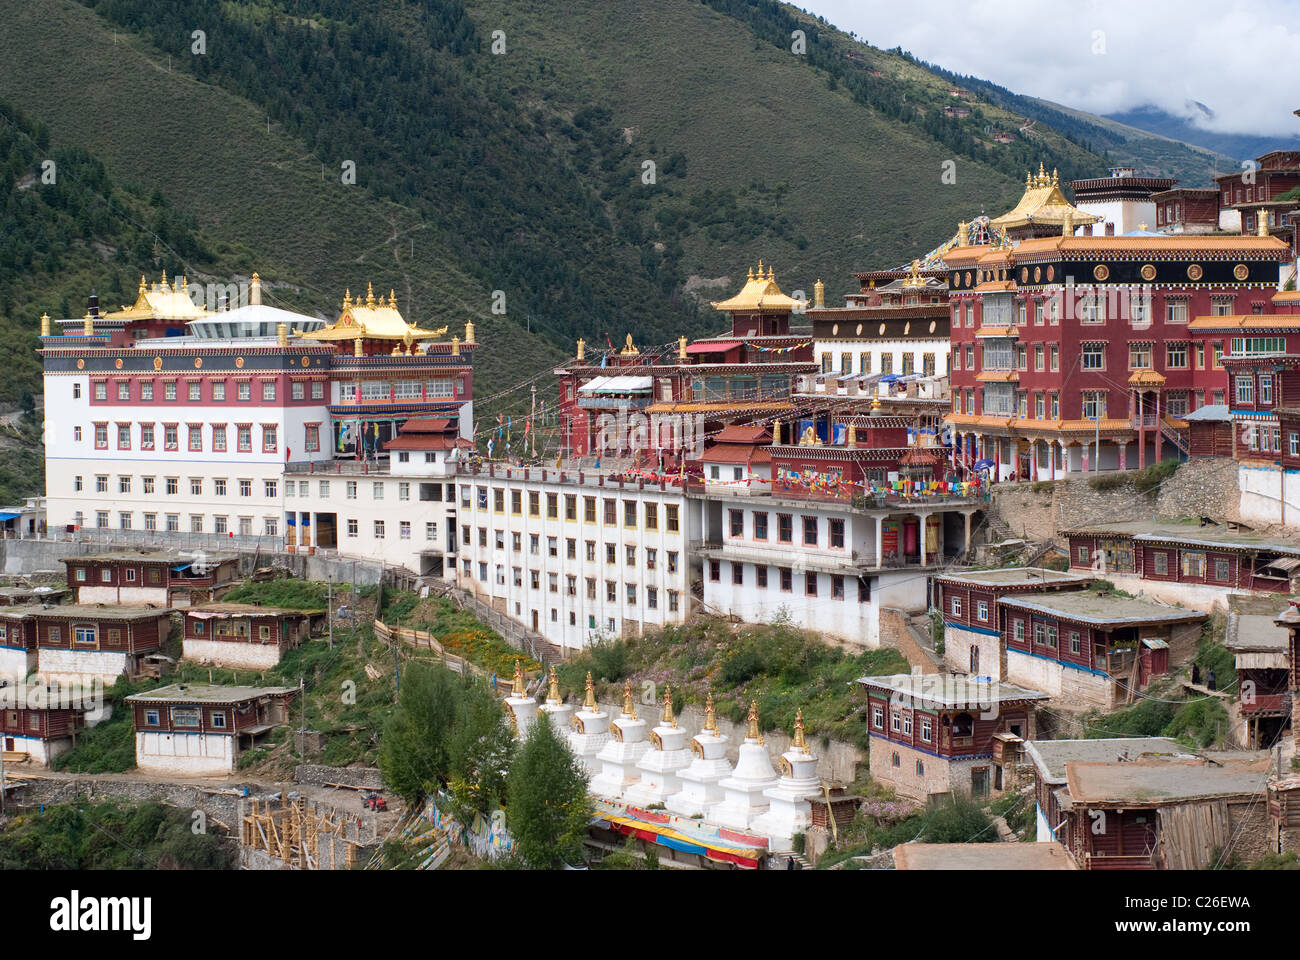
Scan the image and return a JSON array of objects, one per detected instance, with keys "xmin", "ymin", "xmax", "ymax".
[
  {"xmin": 1105, "ymin": 222, "xmax": 1115, "ymax": 236},
  {"xmin": 250, "ymin": 272, "xmax": 262, "ymax": 306},
  {"xmin": 87, "ymin": 291, "xmax": 99, "ymax": 319}
]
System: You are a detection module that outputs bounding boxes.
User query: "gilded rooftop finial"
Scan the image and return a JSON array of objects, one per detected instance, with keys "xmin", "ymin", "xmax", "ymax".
[
  {"xmin": 547, "ymin": 665, "xmax": 561, "ymax": 705},
  {"xmin": 511, "ymin": 659, "xmax": 525, "ymax": 698},
  {"xmin": 661, "ymin": 685, "xmax": 676, "ymax": 728},
  {"xmin": 756, "ymin": 258, "xmax": 764, "ymax": 276},
  {"xmin": 622, "ymin": 679, "xmax": 637, "ymax": 719},
  {"xmin": 704, "ymin": 690, "xmax": 717, "ymax": 734},
  {"xmin": 793, "ymin": 709, "xmax": 809, "ymax": 754},
  {"xmin": 747, "ymin": 266, "xmax": 754, "ymax": 281},
  {"xmin": 160, "ymin": 269, "xmax": 167, "ymax": 290},
  {"xmin": 389, "ymin": 289, "xmax": 397, "ymax": 308},
  {"xmin": 583, "ymin": 671, "xmax": 597, "ymax": 711},
  {"xmin": 139, "ymin": 275, "xmax": 147, "ymax": 295},
  {"xmin": 366, "ymin": 282, "xmax": 376, "ymax": 306},
  {"xmin": 342, "ymin": 288, "xmax": 351, "ymax": 309}
]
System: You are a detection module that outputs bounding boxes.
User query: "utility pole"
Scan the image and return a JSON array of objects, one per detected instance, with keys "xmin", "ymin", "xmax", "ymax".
[
  {"xmin": 531, "ymin": 385, "xmax": 537, "ymax": 458},
  {"xmin": 299, "ymin": 676, "xmax": 306, "ymax": 756},
  {"xmin": 327, "ymin": 576, "xmax": 333, "ymax": 650}
]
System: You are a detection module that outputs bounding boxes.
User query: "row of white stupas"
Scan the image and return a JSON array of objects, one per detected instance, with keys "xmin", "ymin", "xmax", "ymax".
[{"xmin": 502, "ymin": 663, "xmax": 822, "ymax": 847}]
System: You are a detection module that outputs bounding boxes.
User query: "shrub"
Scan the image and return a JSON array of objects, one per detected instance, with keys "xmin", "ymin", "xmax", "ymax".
[
  {"xmin": 1132, "ymin": 459, "xmax": 1180, "ymax": 495},
  {"xmin": 722, "ymin": 649, "xmax": 764, "ymax": 685}
]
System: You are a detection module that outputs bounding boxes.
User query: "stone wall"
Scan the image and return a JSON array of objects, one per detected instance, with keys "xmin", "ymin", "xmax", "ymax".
[
  {"xmin": 879, "ymin": 607, "xmax": 942, "ymax": 674},
  {"xmin": 14, "ymin": 775, "xmax": 248, "ymax": 831},
  {"xmin": 294, "ymin": 764, "xmax": 383, "ymax": 790},
  {"xmin": 989, "ymin": 458, "xmax": 1244, "ymax": 546}
]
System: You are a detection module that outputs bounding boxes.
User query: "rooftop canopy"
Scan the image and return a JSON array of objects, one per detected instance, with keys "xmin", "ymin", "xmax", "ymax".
[
  {"xmin": 301, "ymin": 282, "xmax": 448, "ymax": 343},
  {"xmin": 103, "ymin": 271, "xmax": 210, "ymax": 322},
  {"xmin": 998, "ymin": 590, "xmax": 1208, "ymax": 627},
  {"xmin": 125, "ymin": 683, "xmax": 298, "ymax": 705},
  {"xmin": 711, "ymin": 262, "xmax": 806, "ymax": 313},
  {"xmin": 855, "ymin": 672, "xmax": 1048, "ymax": 708},
  {"xmin": 990, "ymin": 164, "xmax": 1101, "ymax": 232}
]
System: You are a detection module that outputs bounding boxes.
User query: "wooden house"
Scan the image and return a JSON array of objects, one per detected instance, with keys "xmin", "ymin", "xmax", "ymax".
[
  {"xmin": 182, "ymin": 603, "xmax": 317, "ymax": 669},
  {"xmin": 63, "ymin": 550, "xmax": 239, "ymax": 607}
]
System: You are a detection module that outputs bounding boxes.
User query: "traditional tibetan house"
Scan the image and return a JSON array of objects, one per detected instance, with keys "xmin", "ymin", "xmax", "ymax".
[
  {"xmin": 126, "ymin": 683, "xmax": 297, "ymax": 775},
  {"xmin": 1214, "ymin": 149, "xmax": 1300, "ymax": 249},
  {"xmin": 1025, "ymin": 736, "xmax": 1185, "ymax": 846},
  {"xmin": 0, "ymin": 693, "xmax": 96, "ymax": 766},
  {"xmin": 63, "ymin": 551, "xmax": 239, "ymax": 607},
  {"xmin": 28, "ymin": 605, "xmax": 172, "ymax": 684},
  {"xmin": 997, "ymin": 590, "xmax": 1206, "ymax": 710},
  {"xmin": 1273, "ymin": 603, "xmax": 1300, "ymax": 754},
  {"xmin": 1224, "ymin": 612, "xmax": 1292, "ymax": 749},
  {"xmin": 1151, "ymin": 187, "xmax": 1220, "ymax": 234},
  {"xmin": 0, "ymin": 585, "xmax": 68, "ymax": 607},
  {"xmin": 1055, "ymin": 751, "xmax": 1273, "ymax": 869},
  {"xmin": 858, "ymin": 673, "xmax": 1047, "ymax": 802},
  {"xmin": 700, "ymin": 423, "xmax": 771, "ymax": 494},
  {"xmin": 1065, "ymin": 520, "xmax": 1300, "ymax": 608},
  {"xmin": 182, "ymin": 603, "xmax": 317, "ymax": 669},
  {"xmin": 933, "ymin": 567, "xmax": 1097, "ymax": 679},
  {"xmin": 1183, "ymin": 404, "xmax": 1233, "ymax": 458}
]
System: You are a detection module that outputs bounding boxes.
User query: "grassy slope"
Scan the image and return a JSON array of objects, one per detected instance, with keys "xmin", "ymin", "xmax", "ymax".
[
  {"xmin": 468, "ymin": 0, "xmax": 1022, "ymax": 303},
  {"xmin": 0, "ymin": 0, "xmax": 566, "ymax": 400}
]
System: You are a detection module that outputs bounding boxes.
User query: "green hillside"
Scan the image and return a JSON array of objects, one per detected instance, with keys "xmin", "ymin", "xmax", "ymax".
[{"xmin": 0, "ymin": 0, "xmax": 1192, "ymax": 464}]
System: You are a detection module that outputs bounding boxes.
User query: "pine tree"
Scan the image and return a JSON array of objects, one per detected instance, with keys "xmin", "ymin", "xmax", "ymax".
[
  {"xmin": 505, "ymin": 713, "xmax": 592, "ymax": 869},
  {"xmin": 446, "ymin": 676, "xmax": 516, "ymax": 819},
  {"xmin": 378, "ymin": 662, "xmax": 462, "ymax": 803}
]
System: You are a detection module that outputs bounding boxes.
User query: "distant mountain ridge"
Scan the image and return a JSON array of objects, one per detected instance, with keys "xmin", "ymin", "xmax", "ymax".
[{"xmin": 1103, "ymin": 105, "xmax": 1300, "ymax": 167}]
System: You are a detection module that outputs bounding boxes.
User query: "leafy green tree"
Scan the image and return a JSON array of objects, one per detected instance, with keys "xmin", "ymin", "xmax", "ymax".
[
  {"xmin": 378, "ymin": 662, "xmax": 463, "ymax": 803},
  {"xmin": 506, "ymin": 713, "xmax": 592, "ymax": 869},
  {"xmin": 446, "ymin": 676, "xmax": 516, "ymax": 819}
]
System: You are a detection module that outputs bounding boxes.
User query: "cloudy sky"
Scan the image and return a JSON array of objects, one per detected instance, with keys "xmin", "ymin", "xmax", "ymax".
[{"xmin": 801, "ymin": 0, "xmax": 1300, "ymax": 136}]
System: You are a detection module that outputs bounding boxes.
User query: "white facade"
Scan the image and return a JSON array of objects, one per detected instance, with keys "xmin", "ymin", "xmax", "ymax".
[
  {"xmin": 181, "ymin": 638, "xmax": 286, "ymax": 670},
  {"xmin": 37, "ymin": 648, "xmax": 132, "ymax": 685},
  {"xmin": 0, "ymin": 645, "xmax": 36, "ymax": 680},
  {"xmin": 813, "ymin": 336, "xmax": 950, "ymax": 381},
  {"xmin": 134, "ymin": 730, "xmax": 235, "ymax": 776},
  {"xmin": 42, "ymin": 353, "xmax": 333, "ymax": 540},
  {"xmin": 1077, "ymin": 198, "xmax": 1157, "ymax": 237},
  {"xmin": 1238, "ymin": 462, "xmax": 1300, "ymax": 531},
  {"xmin": 454, "ymin": 470, "xmax": 701, "ymax": 652}
]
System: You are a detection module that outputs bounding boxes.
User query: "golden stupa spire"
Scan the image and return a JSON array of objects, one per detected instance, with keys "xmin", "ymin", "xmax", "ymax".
[
  {"xmin": 1037, "ymin": 161, "xmax": 1047, "ymax": 186},
  {"xmin": 389, "ymin": 289, "xmax": 397, "ymax": 308},
  {"xmin": 342, "ymin": 288, "xmax": 352, "ymax": 309},
  {"xmin": 583, "ymin": 671, "xmax": 597, "ymax": 712},
  {"xmin": 767, "ymin": 264, "xmax": 774, "ymax": 281},
  {"xmin": 622, "ymin": 679, "xmax": 637, "ymax": 720},
  {"xmin": 747, "ymin": 266, "xmax": 754, "ymax": 281},
  {"xmin": 365, "ymin": 281, "xmax": 376, "ymax": 306},
  {"xmin": 511, "ymin": 660, "xmax": 525, "ymax": 698},
  {"xmin": 793, "ymin": 709, "xmax": 809, "ymax": 754},
  {"xmin": 546, "ymin": 665, "xmax": 561, "ymax": 705},
  {"xmin": 746, "ymin": 700, "xmax": 762, "ymax": 744},
  {"xmin": 756, "ymin": 258, "xmax": 764, "ymax": 276},
  {"xmin": 138, "ymin": 274, "xmax": 147, "ymax": 295},
  {"xmin": 704, "ymin": 690, "xmax": 718, "ymax": 734},
  {"xmin": 661, "ymin": 685, "xmax": 676, "ymax": 728}
]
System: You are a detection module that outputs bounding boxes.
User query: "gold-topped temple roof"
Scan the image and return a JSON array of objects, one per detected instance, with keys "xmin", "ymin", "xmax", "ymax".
[
  {"xmin": 711, "ymin": 261, "xmax": 804, "ymax": 313},
  {"xmin": 301, "ymin": 282, "xmax": 448, "ymax": 343},
  {"xmin": 990, "ymin": 165, "xmax": 1101, "ymax": 232},
  {"xmin": 103, "ymin": 271, "xmax": 209, "ymax": 322}
]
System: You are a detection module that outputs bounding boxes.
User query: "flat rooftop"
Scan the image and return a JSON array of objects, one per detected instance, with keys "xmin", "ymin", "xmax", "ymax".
[
  {"xmin": 63, "ymin": 551, "xmax": 239, "ymax": 565},
  {"xmin": 893, "ymin": 841, "xmax": 1077, "ymax": 870},
  {"xmin": 0, "ymin": 603, "xmax": 167, "ymax": 620},
  {"xmin": 998, "ymin": 591, "xmax": 1207, "ymax": 626},
  {"xmin": 1025, "ymin": 737, "xmax": 1187, "ymax": 783},
  {"xmin": 1066, "ymin": 754, "xmax": 1273, "ymax": 805},
  {"xmin": 125, "ymin": 683, "xmax": 297, "ymax": 704},
  {"xmin": 188, "ymin": 602, "xmax": 313, "ymax": 618},
  {"xmin": 934, "ymin": 567, "xmax": 1096, "ymax": 588},
  {"xmin": 1225, "ymin": 612, "xmax": 1291, "ymax": 652},
  {"xmin": 1066, "ymin": 519, "xmax": 1300, "ymax": 556},
  {"xmin": 856, "ymin": 673, "xmax": 1048, "ymax": 707}
]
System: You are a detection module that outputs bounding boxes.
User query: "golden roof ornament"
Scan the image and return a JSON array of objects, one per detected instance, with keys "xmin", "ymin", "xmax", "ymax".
[
  {"xmin": 747, "ymin": 266, "xmax": 755, "ymax": 281},
  {"xmin": 583, "ymin": 671, "xmax": 597, "ymax": 711},
  {"xmin": 160, "ymin": 269, "xmax": 167, "ymax": 288},
  {"xmin": 619, "ymin": 333, "xmax": 639, "ymax": 355},
  {"xmin": 814, "ymin": 278, "xmax": 825, "ymax": 308},
  {"xmin": 139, "ymin": 275, "xmax": 147, "ymax": 295},
  {"xmin": 661, "ymin": 685, "xmax": 676, "ymax": 728},
  {"xmin": 757, "ymin": 259, "xmax": 764, "ymax": 276},
  {"xmin": 82, "ymin": 312, "xmax": 94, "ymax": 336},
  {"xmin": 465, "ymin": 320, "xmax": 475, "ymax": 343},
  {"xmin": 511, "ymin": 660, "xmax": 525, "ymax": 698},
  {"xmin": 39, "ymin": 313, "xmax": 50, "ymax": 338},
  {"xmin": 704, "ymin": 690, "xmax": 718, "ymax": 734},
  {"xmin": 622, "ymin": 679, "xmax": 637, "ymax": 719},
  {"xmin": 746, "ymin": 700, "xmax": 763, "ymax": 744},
  {"xmin": 343, "ymin": 289, "xmax": 352, "ymax": 309},
  {"xmin": 576, "ymin": 337, "xmax": 586, "ymax": 361},
  {"xmin": 1062, "ymin": 209, "xmax": 1074, "ymax": 237},
  {"xmin": 546, "ymin": 666, "xmax": 561, "ymax": 705},
  {"xmin": 389, "ymin": 289, "xmax": 397, "ymax": 308},
  {"xmin": 793, "ymin": 709, "xmax": 809, "ymax": 755},
  {"xmin": 366, "ymin": 282, "xmax": 376, "ymax": 306}
]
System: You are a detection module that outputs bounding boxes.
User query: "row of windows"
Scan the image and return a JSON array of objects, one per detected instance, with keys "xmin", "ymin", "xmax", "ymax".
[
  {"xmin": 84, "ymin": 378, "xmax": 323, "ymax": 403},
  {"xmin": 85, "ymin": 421, "xmax": 319, "ymax": 454},
  {"xmin": 953, "ymin": 298, "xmax": 1243, "ymax": 328},
  {"xmin": 819, "ymin": 352, "xmax": 937, "ymax": 377},
  {"xmin": 74, "ymin": 510, "xmax": 277, "ymax": 536},
  {"xmin": 462, "ymin": 486, "xmax": 680, "ymax": 532},
  {"xmin": 462, "ymin": 526, "xmax": 682, "ymax": 571},
  {"xmin": 726, "ymin": 510, "xmax": 846, "ymax": 548},
  {"xmin": 76, "ymin": 475, "xmax": 277, "ymax": 498},
  {"xmin": 461, "ymin": 557, "xmax": 681, "ymax": 612},
  {"xmin": 955, "ymin": 387, "xmax": 1221, "ymax": 421},
  {"xmin": 708, "ymin": 561, "xmax": 870, "ymax": 600},
  {"xmin": 140, "ymin": 707, "xmax": 227, "ymax": 729}
]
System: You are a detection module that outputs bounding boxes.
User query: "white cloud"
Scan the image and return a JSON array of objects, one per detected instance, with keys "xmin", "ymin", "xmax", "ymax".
[{"xmin": 799, "ymin": 0, "xmax": 1300, "ymax": 137}]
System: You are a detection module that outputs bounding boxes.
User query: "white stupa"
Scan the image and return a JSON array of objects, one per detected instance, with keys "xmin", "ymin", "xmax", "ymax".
[
  {"xmin": 503, "ymin": 660, "xmax": 539, "ymax": 739},
  {"xmin": 589, "ymin": 679, "xmax": 650, "ymax": 799},
  {"xmin": 538, "ymin": 666, "xmax": 574, "ymax": 730},
  {"xmin": 566, "ymin": 671, "xmax": 610, "ymax": 779},
  {"xmin": 623, "ymin": 685, "xmax": 693, "ymax": 809},
  {"xmin": 710, "ymin": 701, "xmax": 780, "ymax": 831},
  {"xmin": 751, "ymin": 709, "xmax": 822, "ymax": 849},
  {"xmin": 666, "ymin": 691, "xmax": 732, "ymax": 818}
]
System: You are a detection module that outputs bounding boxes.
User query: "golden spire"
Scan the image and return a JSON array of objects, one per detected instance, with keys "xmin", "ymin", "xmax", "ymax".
[
  {"xmin": 1051, "ymin": 167, "xmax": 1059, "ymax": 187},
  {"xmin": 342, "ymin": 288, "xmax": 352, "ymax": 310},
  {"xmin": 746, "ymin": 700, "xmax": 761, "ymax": 742},
  {"xmin": 181, "ymin": 275, "xmax": 188, "ymax": 293},
  {"xmin": 546, "ymin": 666, "xmax": 561, "ymax": 705},
  {"xmin": 1037, "ymin": 162, "xmax": 1046, "ymax": 185},
  {"xmin": 451, "ymin": 335, "xmax": 460, "ymax": 356},
  {"xmin": 583, "ymin": 671, "xmax": 597, "ymax": 711},
  {"xmin": 747, "ymin": 266, "xmax": 754, "ymax": 281},
  {"xmin": 767, "ymin": 265, "xmax": 774, "ymax": 281},
  {"xmin": 511, "ymin": 660, "xmax": 525, "ymax": 698},
  {"xmin": 160, "ymin": 269, "xmax": 167, "ymax": 289},
  {"xmin": 704, "ymin": 690, "xmax": 718, "ymax": 734},
  {"xmin": 388, "ymin": 289, "xmax": 396, "ymax": 308},
  {"xmin": 678, "ymin": 334, "xmax": 688, "ymax": 360},
  {"xmin": 465, "ymin": 320, "xmax": 475, "ymax": 343},
  {"xmin": 365, "ymin": 282, "xmax": 376, "ymax": 306},
  {"xmin": 661, "ymin": 685, "xmax": 676, "ymax": 728},
  {"xmin": 1025, "ymin": 171, "xmax": 1032, "ymax": 190},
  {"xmin": 139, "ymin": 275, "xmax": 147, "ymax": 296},
  {"xmin": 39, "ymin": 313, "xmax": 50, "ymax": 338},
  {"xmin": 756, "ymin": 258, "xmax": 764, "ymax": 277},
  {"xmin": 82, "ymin": 311, "xmax": 94, "ymax": 336},
  {"xmin": 622, "ymin": 679, "xmax": 637, "ymax": 719},
  {"xmin": 793, "ymin": 709, "xmax": 809, "ymax": 754},
  {"xmin": 814, "ymin": 278, "xmax": 825, "ymax": 308}
]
